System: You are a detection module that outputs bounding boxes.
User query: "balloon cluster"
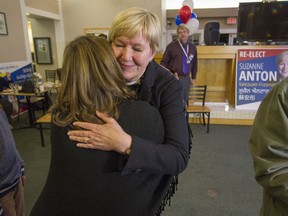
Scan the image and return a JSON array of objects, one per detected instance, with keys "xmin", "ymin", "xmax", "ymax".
[{"xmin": 175, "ymin": 0, "xmax": 199, "ymax": 35}]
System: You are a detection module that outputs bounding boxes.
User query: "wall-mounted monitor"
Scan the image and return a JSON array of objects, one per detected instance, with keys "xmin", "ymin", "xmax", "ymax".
[{"xmin": 237, "ymin": 1, "xmax": 288, "ymax": 42}]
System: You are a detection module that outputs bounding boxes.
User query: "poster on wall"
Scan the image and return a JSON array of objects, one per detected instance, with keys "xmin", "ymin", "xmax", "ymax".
[
  {"xmin": 33, "ymin": 37, "xmax": 53, "ymax": 64},
  {"xmin": 0, "ymin": 61, "xmax": 34, "ymax": 116},
  {"xmin": 235, "ymin": 48, "xmax": 288, "ymax": 110},
  {"xmin": 0, "ymin": 61, "xmax": 33, "ymax": 82}
]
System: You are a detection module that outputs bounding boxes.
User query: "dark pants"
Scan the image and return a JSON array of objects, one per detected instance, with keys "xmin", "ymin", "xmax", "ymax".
[
  {"xmin": 178, "ymin": 75, "xmax": 190, "ymax": 104},
  {"xmin": 0, "ymin": 98, "xmax": 13, "ymax": 123},
  {"xmin": 0, "ymin": 179, "xmax": 25, "ymax": 216}
]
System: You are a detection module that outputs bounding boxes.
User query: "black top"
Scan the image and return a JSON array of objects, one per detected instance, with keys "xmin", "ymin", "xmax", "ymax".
[
  {"xmin": 30, "ymin": 100, "xmax": 167, "ymax": 216},
  {"xmin": 160, "ymin": 40, "xmax": 198, "ymax": 78},
  {"xmin": 125, "ymin": 60, "xmax": 189, "ymax": 175},
  {"xmin": 31, "ymin": 60, "xmax": 190, "ymax": 216},
  {"xmin": 128, "ymin": 60, "xmax": 191, "ymax": 214}
]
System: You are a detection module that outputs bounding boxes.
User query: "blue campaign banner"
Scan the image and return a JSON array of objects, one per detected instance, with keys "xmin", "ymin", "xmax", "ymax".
[
  {"xmin": 236, "ymin": 48, "xmax": 288, "ymax": 110},
  {"xmin": 0, "ymin": 61, "xmax": 33, "ymax": 83},
  {"xmin": 0, "ymin": 61, "xmax": 34, "ymax": 117}
]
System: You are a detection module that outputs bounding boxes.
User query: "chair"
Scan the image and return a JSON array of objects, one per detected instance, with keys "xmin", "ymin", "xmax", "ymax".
[
  {"xmin": 17, "ymin": 96, "xmax": 45, "ymax": 122},
  {"xmin": 45, "ymin": 69, "xmax": 58, "ymax": 95},
  {"xmin": 45, "ymin": 70, "xmax": 56, "ymax": 83},
  {"xmin": 35, "ymin": 112, "xmax": 52, "ymax": 147},
  {"xmin": 186, "ymin": 85, "xmax": 211, "ymax": 133},
  {"xmin": 56, "ymin": 68, "xmax": 62, "ymax": 81}
]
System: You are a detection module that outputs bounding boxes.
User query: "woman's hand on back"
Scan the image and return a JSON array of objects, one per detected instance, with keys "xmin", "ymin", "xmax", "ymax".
[{"xmin": 67, "ymin": 111, "xmax": 132, "ymax": 154}]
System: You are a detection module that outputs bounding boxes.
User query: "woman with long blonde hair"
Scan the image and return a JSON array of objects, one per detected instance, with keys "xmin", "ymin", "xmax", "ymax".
[{"xmin": 30, "ymin": 36, "xmax": 165, "ymax": 216}]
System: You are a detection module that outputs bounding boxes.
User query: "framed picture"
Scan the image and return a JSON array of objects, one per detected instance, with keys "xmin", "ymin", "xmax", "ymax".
[
  {"xmin": 0, "ymin": 12, "xmax": 8, "ymax": 35},
  {"xmin": 33, "ymin": 37, "xmax": 53, "ymax": 64}
]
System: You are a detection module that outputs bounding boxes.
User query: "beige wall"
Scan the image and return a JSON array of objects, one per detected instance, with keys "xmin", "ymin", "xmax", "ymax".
[
  {"xmin": 25, "ymin": 0, "xmax": 59, "ymax": 14},
  {"xmin": 1, "ymin": 0, "xmax": 240, "ymax": 69},
  {"xmin": 61, "ymin": 0, "xmax": 163, "ymax": 45},
  {"xmin": 28, "ymin": 17, "xmax": 59, "ymax": 76},
  {"xmin": 1, "ymin": 0, "xmax": 164, "ymax": 74},
  {"xmin": 23, "ymin": 0, "xmax": 62, "ymax": 78},
  {"xmin": 0, "ymin": 0, "xmax": 27, "ymax": 63},
  {"xmin": 0, "ymin": 0, "xmax": 61, "ymax": 65}
]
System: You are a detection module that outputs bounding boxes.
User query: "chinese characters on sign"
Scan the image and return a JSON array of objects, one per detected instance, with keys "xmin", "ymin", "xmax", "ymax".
[{"xmin": 236, "ymin": 48, "xmax": 288, "ymax": 110}]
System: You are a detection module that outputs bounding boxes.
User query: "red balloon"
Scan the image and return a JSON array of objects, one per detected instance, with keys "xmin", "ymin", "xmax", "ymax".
[{"xmin": 179, "ymin": 5, "xmax": 191, "ymax": 24}]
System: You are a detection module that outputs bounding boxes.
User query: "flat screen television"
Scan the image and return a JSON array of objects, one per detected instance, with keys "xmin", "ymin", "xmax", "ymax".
[{"xmin": 237, "ymin": 1, "xmax": 288, "ymax": 42}]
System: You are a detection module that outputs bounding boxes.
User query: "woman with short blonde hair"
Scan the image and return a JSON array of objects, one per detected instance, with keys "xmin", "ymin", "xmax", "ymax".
[
  {"xmin": 68, "ymin": 8, "xmax": 190, "ymax": 215},
  {"xmin": 108, "ymin": 7, "xmax": 161, "ymax": 54}
]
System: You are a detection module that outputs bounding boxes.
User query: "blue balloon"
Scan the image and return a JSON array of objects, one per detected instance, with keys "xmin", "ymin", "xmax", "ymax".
[
  {"xmin": 191, "ymin": 12, "xmax": 197, "ymax": 19},
  {"xmin": 175, "ymin": 15, "xmax": 182, "ymax": 26}
]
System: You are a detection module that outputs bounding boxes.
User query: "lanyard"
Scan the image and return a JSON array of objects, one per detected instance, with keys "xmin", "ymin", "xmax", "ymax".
[{"xmin": 178, "ymin": 40, "xmax": 189, "ymax": 59}]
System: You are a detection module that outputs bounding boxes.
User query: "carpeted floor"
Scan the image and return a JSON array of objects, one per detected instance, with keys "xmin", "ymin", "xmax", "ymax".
[
  {"xmin": 11, "ymin": 113, "xmax": 262, "ymax": 216},
  {"xmin": 161, "ymin": 124, "xmax": 262, "ymax": 216}
]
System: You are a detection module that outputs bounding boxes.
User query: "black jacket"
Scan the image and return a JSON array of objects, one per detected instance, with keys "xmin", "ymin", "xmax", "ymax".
[
  {"xmin": 123, "ymin": 60, "xmax": 189, "ymax": 175},
  {"xmin": 30, "ymin": 100, "xmax": 166, "ymax": 216}
]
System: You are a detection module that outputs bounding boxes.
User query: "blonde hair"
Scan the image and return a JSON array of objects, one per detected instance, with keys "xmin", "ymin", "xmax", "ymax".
[
  {"xmin": 52, "ymin": 36, "xmax": 133, "ymax": 126},
  {"xmin": 108, "ymin": 7, "xmax": 161, "ymax": 54},
  {"xmin": 177, "ymin": 24, "xmax": 190, "ymax": 34}
]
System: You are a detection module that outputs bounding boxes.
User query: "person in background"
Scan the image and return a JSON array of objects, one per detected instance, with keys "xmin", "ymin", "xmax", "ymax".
[
  {"xmin": 276, "ymin": 51, "xmax": 288, "ymax": 82},
  {"xmin": 30, "ymin": 36, "xmax": 167, "ymax": 216},
  {"xmin": 160, "ymin": 23, "xmax": 198, "ymax": 104},
  {"xmin": 0, "ymin": 109, "xmax": 25, "ymax": 216},
  {"xmin": 67, "ymin": 7, "xmax": 190, "ymax": 214},
  {"xmin": 249, "ymin": 77, "xmax": 288, "ymax": 215},
  {"xmin": 0, "ymin": 72, "xmax": 14, "ymax": 127},
  {"xmin": 0, "ymin": 72, "xmax": 13, "ymax": 92}
]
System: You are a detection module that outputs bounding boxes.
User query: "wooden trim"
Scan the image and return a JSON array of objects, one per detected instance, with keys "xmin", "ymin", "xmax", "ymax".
[
  {"xmin": 188, "ymin": 117, "xmax": 253, "ymax": 126},
  {"xmin": 36, "ymin": 113, "xmax": 51, "ymax": 123}
]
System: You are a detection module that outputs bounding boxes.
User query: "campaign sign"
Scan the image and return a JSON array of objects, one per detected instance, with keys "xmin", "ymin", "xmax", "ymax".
[
  {"xmin": 236, "ymin": 48, "xmax": 288, "ymax": 110},
  {"xmin": 0, "ymin": 61, "xmax": 33, "ymax": 83},
  {"xmin": 0, "ymin": 61, "xmax": 34, "ymax": 116}
]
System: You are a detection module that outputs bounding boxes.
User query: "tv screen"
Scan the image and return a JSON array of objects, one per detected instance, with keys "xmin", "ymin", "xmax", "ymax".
[{"xmin": 237, "ymin": 1, "xmax": 288, "ymax": 42}]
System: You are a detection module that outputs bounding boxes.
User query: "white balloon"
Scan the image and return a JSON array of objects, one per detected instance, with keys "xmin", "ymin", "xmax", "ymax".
[
  {"xmin": 182, "ymin": 0, "xmax": 194, "ymax": 10},
  {"xmin": 186, "ymin": 18, "xmax": 199, "ymax": 35}
]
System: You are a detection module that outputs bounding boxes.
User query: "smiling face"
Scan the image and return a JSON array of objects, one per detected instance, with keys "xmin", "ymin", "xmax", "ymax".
[
  {"xmin": 177, "ymin": 25, "xmax": 189, "ymax": 44},
  {"xmin": 111, "ymin": 34, "xmax": 156, "ymax": 82},
  {"xmin": 278, "ymin": 54, "xmax": 288, "ymax": 79}
]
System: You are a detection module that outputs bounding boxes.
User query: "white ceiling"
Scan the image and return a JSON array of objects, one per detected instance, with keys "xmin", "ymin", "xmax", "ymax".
[{"xmin": 165, "ymin": 0, "xmax": 283, "ymax": 9}]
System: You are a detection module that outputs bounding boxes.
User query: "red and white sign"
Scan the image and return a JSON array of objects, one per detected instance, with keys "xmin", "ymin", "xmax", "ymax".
[{"xmin": 227, "ymin": 17, "xmax": 237, "ymax": 24}]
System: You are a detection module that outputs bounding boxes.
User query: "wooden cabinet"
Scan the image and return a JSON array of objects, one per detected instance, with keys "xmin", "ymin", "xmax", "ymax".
[
  {"xmin": 155, "ymin": 45, "xmax": 286, "ymax": 106},
  {"xmin": 196, "ymin": 46, "xmax": 237, "ymax": 105}
]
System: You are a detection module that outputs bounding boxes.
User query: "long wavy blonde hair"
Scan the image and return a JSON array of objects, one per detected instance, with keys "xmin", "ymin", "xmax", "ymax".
[{"xmin": 51, "ymin": 36, "xmax": 133, "ymax": 126}]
